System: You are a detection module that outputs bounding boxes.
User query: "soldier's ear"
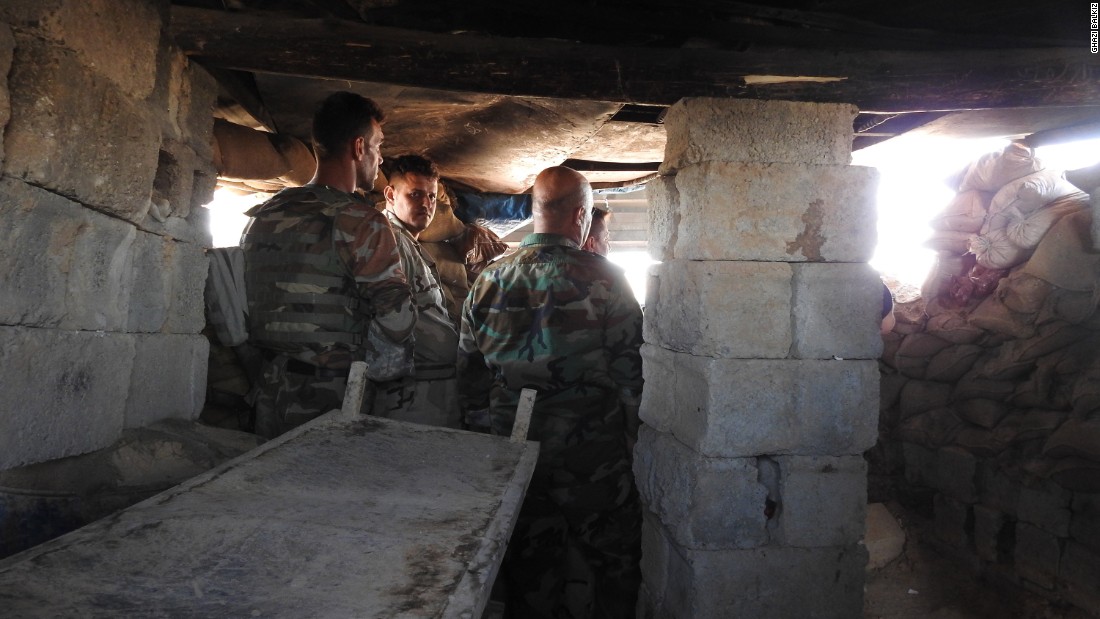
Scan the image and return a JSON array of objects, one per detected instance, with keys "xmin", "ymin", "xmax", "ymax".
[
  {"xmin": 352, "ymin": 136, "xmax": 366, "ymax": 161},
  {"xmin": 384, "ymin": 184, "xmax": 395, "ymax": 204}
]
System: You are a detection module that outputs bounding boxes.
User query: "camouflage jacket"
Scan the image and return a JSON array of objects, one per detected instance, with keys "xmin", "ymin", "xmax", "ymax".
[
  {"xmin": 458, "ymin": 233, "xmax": 644, "ymax": 463},
  {"xmin": 384, "ymin": 209, "xmax": 459, "ymax": 380},
  {"xmin": 241, "ymin": 185, "xmax": 415, "ymax": 380}
]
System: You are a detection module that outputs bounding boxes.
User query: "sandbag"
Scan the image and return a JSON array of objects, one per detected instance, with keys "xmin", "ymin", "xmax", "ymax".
[
  {"xmin": 897, "ymin": 407, "xmax": 963, "ymax": 448},
  {"xmin": 921, "ymin": 252, "xmax": 967, "ymax": 301},
  {"xmin": 969, "ymin": 228, "xmax": 1030, "ymax": 270},
  {"xmin": 953, "ymin": 426, "xmax": 1005, "ymax": 457},
  {"xmin": 925, "ymin": 344, "xmax": 984, "ymax": 382},
  {"xmin": 880, "ymin": 370, "xmax": 909, "ymax": 411},
  {"xmin": 1043, "ymin": 287, "xmax": 1100, "ymax": 326},
  {"xmin": 954, "ymin": 368, "xmax": 1016, "ymax": 401},
  {"xmin": 968, "ymin": 293, "xmax": 1037, "ymax": 339},
  {"xmin": 930, "ymin": 190, "xmax": 992, "ymax": 234},
  {"xmin": 978, "ymin": 343, "xmax": 1035, "ymax": 381},
  {"xmin": 924, "ymin": 230, "xmax": 972, "ymax": 254},
  {"xmin": 213, "ymin": 119, "xmax": 290, "ymax": 181},
  {"xmin": 986, "ymin": 170, "xmax": 1078, "ymax": 226},
  {"xmin": 1007, "ymin": 364, "xmax": 1058, "ymax": 410},
  {"xmin": 1071, "ymin": 360, "xmax": 1100, "ymax": 416},
  {"xmin": 899, "ymin": 379, "xmax": 954, "ymax": 421},
  {"xmin": 992, "ymin": 409, "xmax": 1067, "ymax": 446},
  {"xmin": 955, "ymin": 398, "xmax": 1010, "ymax": 429},
  {"xmin": 925, "ymin": 312, "xmax": 985, "ymax": 344},
  {"xmin": 1003, "ymin": 194, "xmax": 1089, "ymax": 250},
  {"xmin": 999, "ymin": 272, "xmax": 1054, "ymax": 315},
  {"xmin": 272, "ymin": 135, "xmax": 316, "ymax": 187},
  {"xmin": 1043, "ymin": 418, "xmax": 1100, "ymax": 460},
  {"xmin": 1065, "ymin": 161, "xmax": 1100, "ymax": 193},
  {"xmin": 959, "ymin": 142, "xmax": 1043, "ymax": 193},
  {"xmin": 1048, "ymin": 457, "xmax": 1100, "ymax": 492},
  {"xmin": 895, "ymin": 333, "xmax": 953, "ymax": 380},
  {"xmin": 1022, "ymin": 210, "xmax": 1100, "ymax": 291}
]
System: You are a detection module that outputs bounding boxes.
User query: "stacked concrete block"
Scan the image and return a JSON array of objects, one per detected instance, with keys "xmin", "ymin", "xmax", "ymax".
[
  {"xmin": 0, "ymin": 0, "xmax": 218, "ymax": 469},
  {"xmin": 638, "ymin": 98, "xmax": 878, "ymax": 618},
  {"xmin": 0, "ymin": 326, "xmax": 134, "ymax": 470}
]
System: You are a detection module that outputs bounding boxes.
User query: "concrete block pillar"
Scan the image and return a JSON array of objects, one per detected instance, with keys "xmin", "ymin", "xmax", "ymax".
[{"xmin": 637, "ymin": 98, "xmax": 881, "ymax": 618}]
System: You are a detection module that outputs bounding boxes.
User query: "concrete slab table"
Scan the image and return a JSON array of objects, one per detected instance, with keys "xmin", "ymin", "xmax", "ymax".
[{"xmin": 0, "ymin": 414, "xmax": 539, "ymax": 618}]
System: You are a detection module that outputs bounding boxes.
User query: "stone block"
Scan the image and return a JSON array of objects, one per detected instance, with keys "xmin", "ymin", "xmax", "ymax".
[
  {"xmin": 1070, "ymin": 493, "xmax": 1100, "ymax": 554},
  {"xmin": 638, "ymin": 512, "xmax": 674, "ymax": 617},
  {"xmin": 158, "ymin": 50, "xmax": 217, "ymax": 159},
  {"xmin": 1017, "ymin": 482, "xmax": 1072, "ymax": 537},
  {"xmin": 126, "ymin": 232, "xmax": 208, "ymax": 335},
  {"xmin": 634, "ymin": 427, "xmax": 769, "ymax": 550},
  {"xmin": 973, "ymin": 504, "xmax": 1012, "ymax": 564},
  {"xmin": 672, "ymin": 161, "xmax": 878, "ymax": 262},
  {"xmin": 645, "ymin": 176, "xmax": 679, "ymax": 261},
  {"xmin": 123, "ymin": 334, "xmax": 209, "ymax": 428},
  {"xmin": 865, "ymin": 503, "xmax": 906, "ymax": 570},
  {"xmin": 0, "ymin": 24, "xmax": 13, "ymax": 165},
  {"xmin": 936, "ymin": 446, "xmax": 978, "ymax": 502},
  {"xmin": 791, "ymin": 263, "xmax": 884, "ymax": 359},
  {"xmin": 0, "ymin": 178, "xmax": 138, "ymax": 332},
  {"xmin": 644, "ymin": 261, "xmax": 792, "ymax": 359},
  {"xmin": 640, "ymin": 345, "xmax": 878, "ymax": 457},
  {"xmin": 1015, "ymin": 522, "xmax": 1062, "ymax": 589},
  {"xmin": 0, "ymin": 0, "xmax": 163, "ymax": 100},
  {"xmin": 776, "ymin": 455, "xmax": 867, "ymax": 547},
  {"xmin": 660, "ymin": 98, "xmax": 856, "ymax": 173},
  {"xmin": 934, "ymin": 493, "xmax": 972, "ymax": 548},
  {"xmin": 653, "ymin": 542, "xmax": 867, "ymax": 619},
  {"xmin": 4, "ymin": 35, "xmax": 161, "ymax": 221},
  {"xmin": 0, "ymin": 326, "xmax": 133, "ymax": 470}
]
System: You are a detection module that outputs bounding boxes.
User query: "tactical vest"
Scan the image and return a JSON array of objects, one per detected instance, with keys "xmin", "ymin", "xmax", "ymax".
[{"xmin": 241, "ymin": 195, "xmax": 366, "ymax": 353}]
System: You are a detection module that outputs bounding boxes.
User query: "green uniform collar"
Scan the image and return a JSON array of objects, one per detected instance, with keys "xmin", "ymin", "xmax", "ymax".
[{"xmin": 520, "ymin": 233, "xmax": 581, "ymax": 250}]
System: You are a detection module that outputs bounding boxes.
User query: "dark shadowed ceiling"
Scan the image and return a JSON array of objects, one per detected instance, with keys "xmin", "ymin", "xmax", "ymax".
[{"xmin": 170, "ymin": 0, "xmax": 1100, "ymax": 194}]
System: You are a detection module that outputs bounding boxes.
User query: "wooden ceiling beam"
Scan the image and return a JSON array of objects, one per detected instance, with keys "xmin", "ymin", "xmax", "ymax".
[{"xmin": 170, "ymin": 6, "xmax": 1100, "ymax": 114}]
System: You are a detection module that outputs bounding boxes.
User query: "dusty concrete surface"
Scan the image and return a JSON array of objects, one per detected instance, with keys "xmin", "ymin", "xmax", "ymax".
[
  {"xmin": 0, "ymin": 414, "xmax": 538, "ymax": 618},
  {"xmin": 864, "ymin": 503, "xmax": 1095, "ymax": 619}
]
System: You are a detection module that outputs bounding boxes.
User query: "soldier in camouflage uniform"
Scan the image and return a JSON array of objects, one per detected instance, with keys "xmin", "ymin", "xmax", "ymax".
[
  {"xmin": 241, "ymin": 92, "xmax": 416, "ymax": 439},
  {"xmin": 375, "ymin": 154, "xmax": 462, "ymax": 428},
  {"xmin": 458, "ymin": 166, "xmax": 644, "ymax": 619}
]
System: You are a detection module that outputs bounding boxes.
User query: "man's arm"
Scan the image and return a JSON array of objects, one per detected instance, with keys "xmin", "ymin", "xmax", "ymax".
[
  {"xmin": 457, "ymin": 283, "xmax": 493, "ymax": 414},
  {"xmin": 335, "ymin": 206, "xmax": 417, "ymax": 381}
]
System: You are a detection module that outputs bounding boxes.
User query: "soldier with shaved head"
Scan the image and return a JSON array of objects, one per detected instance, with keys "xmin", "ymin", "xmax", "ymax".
[{"xmin": 459, "ymin": 166, "xmax": 644, "ymax": 618}]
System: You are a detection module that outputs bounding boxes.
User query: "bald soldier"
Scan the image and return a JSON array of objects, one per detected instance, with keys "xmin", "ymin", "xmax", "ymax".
[{"xmin": 458, "ymin": 166, "xmax": 644, "ymax": 619}]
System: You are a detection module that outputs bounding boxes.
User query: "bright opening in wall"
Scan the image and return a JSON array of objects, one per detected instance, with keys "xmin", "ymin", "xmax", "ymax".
[
  {"xmin": 206, "ymin": 188, "xmax": 267, "ymax": 248},
  {"xmin": 854, "ymin": 135, "xmax": 1100, "ymax": 301}
]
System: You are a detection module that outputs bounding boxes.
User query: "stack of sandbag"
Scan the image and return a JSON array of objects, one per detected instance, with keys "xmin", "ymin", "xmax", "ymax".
[
  {"xmin": 419, "ymin": 183, "xmax": 509, "ymax": 319},
  {"xmin": 212, "ymin": 119, "xmax": 318, "ymax": 194},
  {"xmin": 923, "ymin": 143, "xmax": 1090, "ymax": 306}
]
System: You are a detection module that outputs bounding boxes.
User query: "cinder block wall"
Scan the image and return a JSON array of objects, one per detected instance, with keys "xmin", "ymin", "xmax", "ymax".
[
  {"xmin": 0, "ymin": 0, "xmax": 217, "ymax": 470},
  {"xmin": 637, "ymin": 98, "xmax": 881, "ymax": 618}
]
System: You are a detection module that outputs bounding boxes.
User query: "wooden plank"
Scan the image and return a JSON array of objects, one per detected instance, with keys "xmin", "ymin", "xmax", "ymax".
[
  {"xmin": 170, "ymin": 6, "xmax": 1100, "ymax": 113},
  {"xmin": 0, "ymin": 414, "xmax": 539, "ymax": 618}
]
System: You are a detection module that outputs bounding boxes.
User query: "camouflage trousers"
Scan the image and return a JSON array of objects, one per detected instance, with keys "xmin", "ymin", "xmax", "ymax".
[
  {"xmin": 252, "ymin": 355, "xmax": 348, "ymax": 439},
  {"xmin": 372, "ymin": 376, "xmax": 462, "ymax": 429},
  {"xmin": 503, "ymin": 468, "xmax": 642, "ymax": 619}
]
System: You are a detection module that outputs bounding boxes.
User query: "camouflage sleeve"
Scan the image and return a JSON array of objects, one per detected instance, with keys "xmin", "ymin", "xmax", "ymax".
[
  {"xmin": 604, "ymin": 272, "xmax": 645, "ymax": 439},
  {"xmin": 457, "ymin": 284, "xmax": 493, "ymax": 412},
  {"xmin": 334, "ymin": 205, "xmax": 417, "ymax": 381}
]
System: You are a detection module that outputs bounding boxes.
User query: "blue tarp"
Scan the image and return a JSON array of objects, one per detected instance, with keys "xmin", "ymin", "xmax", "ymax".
[{"xmin": 454, "ymin": 192, "xmax": 533, "ymax": 237}]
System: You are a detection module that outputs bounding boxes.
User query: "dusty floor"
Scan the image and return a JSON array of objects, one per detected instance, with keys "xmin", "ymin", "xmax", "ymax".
[{"xmin": 864, "ymin": 503, "xmax": 1095, "ymax": 619}]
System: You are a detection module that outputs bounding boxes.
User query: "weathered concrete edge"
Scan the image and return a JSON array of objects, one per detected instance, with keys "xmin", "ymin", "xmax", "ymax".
[{"xmin": 444, "ymin": 435, "xmax": 540, "ymax": 619}]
